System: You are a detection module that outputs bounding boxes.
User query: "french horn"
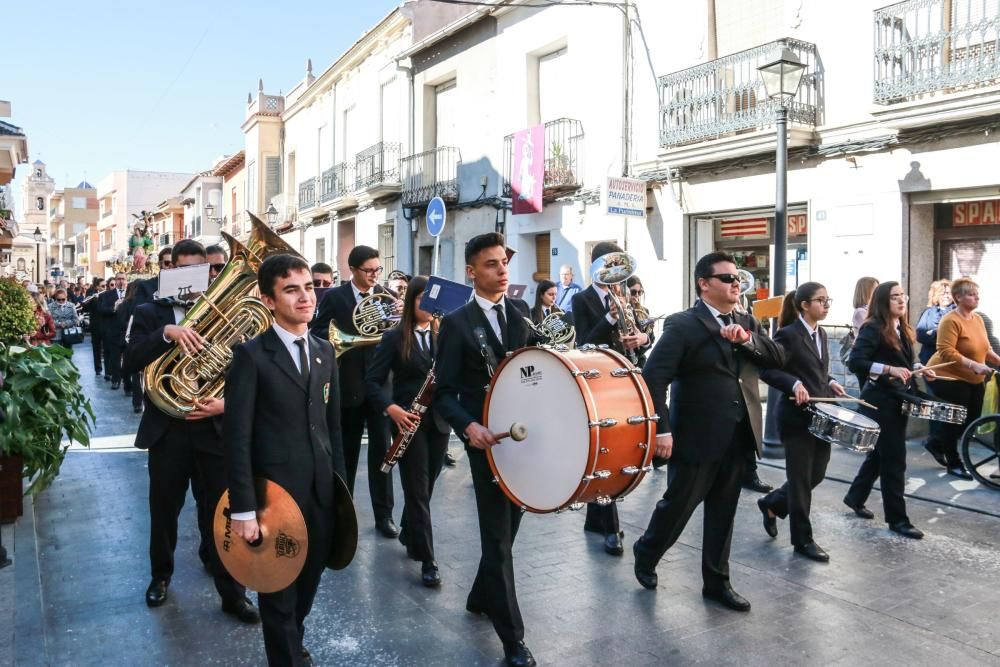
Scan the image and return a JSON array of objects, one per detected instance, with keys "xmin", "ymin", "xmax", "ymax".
[{"xmin": 328, "ymin": 292, "xmax": 400, "ymax": 358}]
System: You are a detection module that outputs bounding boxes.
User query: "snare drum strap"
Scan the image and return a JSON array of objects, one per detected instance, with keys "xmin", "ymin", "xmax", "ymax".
[{"xmin": 473, "ymin": 327, "xmax": 498, "ymax": 380}]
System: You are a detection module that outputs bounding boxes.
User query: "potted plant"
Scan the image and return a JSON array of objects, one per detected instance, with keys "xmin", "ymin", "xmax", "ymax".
[{"xmin": 0, "ymin": 278, "xmax": 93, "ymax": 521}]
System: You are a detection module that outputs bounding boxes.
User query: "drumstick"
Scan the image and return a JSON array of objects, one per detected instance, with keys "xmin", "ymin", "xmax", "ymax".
[
  {"xmin": 493, "ymin": 422, "xmax": 528, "ymax": 442},
  {"xmin": 912, "ymin": 361, "xmax": 954, "ymax": 376},
  {"xmin": 790, "ymin": 396, "xmax": 879, "ymax": 410}
]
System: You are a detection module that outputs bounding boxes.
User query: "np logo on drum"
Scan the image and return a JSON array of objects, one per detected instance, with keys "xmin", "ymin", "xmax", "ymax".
[
  {"xmin": 275, "ymin": 532, "xmax": 300, "ymax": 558},
  {"xmin": 519, "ymin": 365, "xmax": 543, "ymax": 385}
]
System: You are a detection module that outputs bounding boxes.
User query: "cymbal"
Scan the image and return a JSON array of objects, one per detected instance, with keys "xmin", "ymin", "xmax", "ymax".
[
  {"xmin": 327, "ymin": 472, "xmax": 358, "ymax": 571},
  {"xmin": 214, "ymin": 479, "xmax": 308, "ymax": 593}
]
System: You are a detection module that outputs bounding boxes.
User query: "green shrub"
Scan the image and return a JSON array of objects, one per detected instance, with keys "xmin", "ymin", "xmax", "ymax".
[{"xmin": 0, "ymin": 278, "xmax": 36, "ymax": 342}]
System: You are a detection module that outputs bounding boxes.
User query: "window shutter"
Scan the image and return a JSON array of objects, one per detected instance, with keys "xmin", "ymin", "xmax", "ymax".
[{"xmin": 264, "ymin": 157, "xmax": 281, "ymax": 205}]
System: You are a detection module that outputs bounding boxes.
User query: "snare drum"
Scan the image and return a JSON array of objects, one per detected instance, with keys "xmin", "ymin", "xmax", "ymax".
[
  {"xmin": 807, "ymin": 403, "xmax": 880, "ymax": 453},
  {"xmin": 484, "ymin": 345, "xmax": 656, "ymax": 513},
  {"xmin": 901, "ymin": 398, "xmax": 968, "ymax": 424}
]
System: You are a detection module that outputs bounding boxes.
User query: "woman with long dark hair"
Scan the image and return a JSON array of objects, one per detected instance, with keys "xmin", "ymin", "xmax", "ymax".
[
  {"xmin": 758, "ymin": 283, "xmax": 846, "ymax": 561},
  {"xmin": 844, "ymin": 281, "xmax": 934, "ymax": 539},
  {"xmin": 365, "ymin": 275, "xmax": 450, "ymax": 587},
  {"xmin": 530, "ymin": 279, "xmax": 561, "ymax": 325}
]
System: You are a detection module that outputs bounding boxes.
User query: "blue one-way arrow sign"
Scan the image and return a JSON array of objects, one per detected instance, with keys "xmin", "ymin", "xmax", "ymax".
[{"xmin": 426, "ymin": 197, "xmax": 447, "ymax": 237}]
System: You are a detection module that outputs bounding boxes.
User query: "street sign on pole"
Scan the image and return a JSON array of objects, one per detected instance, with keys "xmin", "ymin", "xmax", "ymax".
[{"xmin": 426, "ymin": 197, "xmax": 447, "ymax": 276}]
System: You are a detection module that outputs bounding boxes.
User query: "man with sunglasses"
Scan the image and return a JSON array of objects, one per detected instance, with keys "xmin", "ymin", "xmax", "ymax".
[
  {"xmin": 311, "ymin": 245, "xmax": 397, "ymax": 538},
  {"xmin": 632, "ymin": 251, "xmax": 784, "ymax": 612}
]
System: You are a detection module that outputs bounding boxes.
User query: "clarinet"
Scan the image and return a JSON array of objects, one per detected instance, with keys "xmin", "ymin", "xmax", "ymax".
[{"xmin": 380, "ymin": 363, "xmax": 436, "ymax": 473}]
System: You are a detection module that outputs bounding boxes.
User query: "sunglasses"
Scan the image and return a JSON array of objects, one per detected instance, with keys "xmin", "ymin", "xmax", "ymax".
[
  {"xmin": 161, "ymin": 261, "xmax": 174, "ymax": 269},
  {"xmin": 209, "ymin": 263, "xmax": 226, "ymax": 273},
  {"xmin": 56, "ymin": 298, "xmax": 66, "ymax": 303},
  {"xmin": 313, "ymin": 279, "xmax": 333, "ymax": 287},
  {"xmin": 630, "ymin": 289, "xmax": 644, "ymax": 296},
  {"xmin": 708, "ymin": 273, "xmax": 740, "ymax": 284}
]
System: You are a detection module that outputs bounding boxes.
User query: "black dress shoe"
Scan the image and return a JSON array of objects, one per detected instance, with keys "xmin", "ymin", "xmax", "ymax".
[
  {"xmin": 702, "ymin": 584, "xmax": 751, "ymax": 612},
  {"xmin": 742, "ymin": 475, "xmax": 773, "ymax": 494},
  {"xmin": 889, "ymin": 522, "xmax": 924, "ymax": 539},
  {"xmin": 503, "ymin": 641, "xmax": 536, "ymax": 667},
  {"xmin": 844, "ymin": 500, "xmax": 875, "ymax": 519},
  {"xmin": 145, "ymin": 579, "xmax": 168, "ymax": 607},
  {"xmin": 632, "ymin": 541, "xmax": 657, "ymax": 590},
  {"xmin": 222, "ymin": 597, "xmax": 261, "ymax": 624},
  {"xmin": 421, "ymin": 560, "xmax": 442, "ymax": 587},
  {"xmin": 444, "ymin": 451, "xmax": 457, "ymax": 467},
  {"xmin": 111, "ymin": 381, "xmax": 120, "ymax": 390},
  {"xmin": 794, "ymin": 542, "xmax": 830, "ymax": 562},
  {"xmin": 923, "ymin": 441, "xmax": 948, "ymax": 467},
  {"xmin": 376, "ymin": 518, "xmax": 399, "ymax": 538},
  {"xmin": 947, "ymin": 465, "xmax": 974, "ymax": 480},
  {"xmin": 300, "ymin": 647, "xmax": 314, "ymax": 666},
  {"xmin": 604, "ymin": 531, "xmax": 625, "ymax": 556},
  {"xmin": 757, "ymin": 498, "xmax": 778, "ymax": 538}
]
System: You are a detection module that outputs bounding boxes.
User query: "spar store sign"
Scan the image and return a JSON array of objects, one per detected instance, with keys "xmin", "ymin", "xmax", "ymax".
[
  {"xmin": 953, "ymin": 200, "xmax": 1000, "ymax": 226},
  {"xmin": 606, "ymin": 177, "xmax": 647, "ymax": 219}
]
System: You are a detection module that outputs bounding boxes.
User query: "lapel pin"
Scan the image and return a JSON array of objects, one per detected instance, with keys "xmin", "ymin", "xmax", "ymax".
[{"xmin": 316, "ymin": 358, "xmax": 322, "ymax": 365}]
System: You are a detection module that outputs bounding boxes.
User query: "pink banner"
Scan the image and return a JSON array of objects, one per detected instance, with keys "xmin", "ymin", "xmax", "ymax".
[{"xmin": 512, "ymin": 124, "xmax": 544, "ymax": 215}]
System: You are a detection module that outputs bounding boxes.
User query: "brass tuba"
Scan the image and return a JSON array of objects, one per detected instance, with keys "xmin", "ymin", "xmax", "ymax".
[
  {"xmin": 590, "ymin": 251, "xmax": 641, "ymax": 364},
  {"xmin": 144, "ymin": 214, "xmax": 301, "ymax": 418},
  {"xmin": 328, "ymin": 292, "xmax": 400, "ymax": 358}
]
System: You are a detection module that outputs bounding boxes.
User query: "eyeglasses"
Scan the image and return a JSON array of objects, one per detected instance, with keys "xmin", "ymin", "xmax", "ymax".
[
  {"xmin": 708, "ymin": 273, "xmax": 740, "ymax": 284},
  {"xmin": 313, "ymin": 279, "xmax": 333, "ymax": 288},
  {"xmin": 889, "ymin": 293, "xmax": 909, "ymax": 303},
  {"xmin": 356, "ymin": 266, "xmax": 383, "ymax": 276},
  {"xmin": 810, "ymin": 298, "xmax": 833, "ymax": 307}
]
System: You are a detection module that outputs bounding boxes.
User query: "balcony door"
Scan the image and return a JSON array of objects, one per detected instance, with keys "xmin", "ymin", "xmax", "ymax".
[
  {"xmin": 435, "ymin": 81, "xmax": 458, "ymax": 149},
  {"xmin": 538, "ymin": 48, "xmax": 571, "ymax": 124}
]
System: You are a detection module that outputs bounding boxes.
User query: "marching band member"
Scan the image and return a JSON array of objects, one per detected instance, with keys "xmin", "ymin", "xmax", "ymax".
[
  {"xmin": 224, "ymin": 254, "xmax": 347, "ymax": 666},
  {"xmin": 758, "ymin": 283, "xmax": 846, "ymax": 561},
  {"xmin": 530, "ymin": 279, "xmax": 563, "ymax": 325},
  {"xmin": 311, "ymin": 246, "xmax": 397, "ymax": 538},
  {"xmin": 122, "ymin": 239, "xmax": 257, "ymax": 622},
  {"xmin": 434, "ymin": 233, "xmax": 538, "ymax": 667},
  {"xmin": 632, "ymin": 252, "xmax": 784, "ymax": 611},
  {"xmin": 365, "ymin": 276, "xmax": 450, "ymax": 587},
  {"xmin": 571, "ymin": 242, "xmax": 649, "ymax": 556},
  {"xmin": 844, "ymin": 281, "xmax": 933, "ymax": 539}
]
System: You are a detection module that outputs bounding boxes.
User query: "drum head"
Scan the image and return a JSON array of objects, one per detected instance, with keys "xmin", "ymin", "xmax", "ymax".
[
  {"xmin": 814, "ymin": 402, "xmax": 878, "ymax": 429},
  {"xmin": 487, "ymin": 348, "xmax": 591, "ymax": 511}
]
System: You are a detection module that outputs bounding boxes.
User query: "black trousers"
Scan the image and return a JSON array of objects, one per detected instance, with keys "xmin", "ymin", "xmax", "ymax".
[
  {"xmin": 258, "ymin": 492, "xmax": 334, "ymax": 667},
  {"xmin": 845, "ymin": 403, "xmax": 910, "ymax": 525},
  {"xmin": 341, "ymin": 398, "xmax": 393, "ymax": 522},
  {"xmin": 583, "ymin": 502, "xmax": 620, "ymax": 535},
  {"xmin": 743, "ymin": 446, "xmax": 760, "ymax": 481},
  {"xmin": 634, "ymin": 422, "xmax": 751, "ymax": 590},
  {"xmin": 396, "ymin": 424, "xmax": 448, "ymax": 562},
  {"xmin": 147, "ymin": 421, "xmax": 244, "ymax": 603},
  {"xmin": 760, "ymin": 424, "xmax": 831, "ymax": 546},
  {"xmin": 103, "ymin": 331, "xmax": 122, "ymax": 383},
  {"xmin": 467, "ymin": 446, "xmax": 524, "ymax": 646},
  {"xmin": 926, "ymin": 379, "xmax": 986, "ymax": 467},
  {"xmin": 90, "ymin": 326, "xmax": 104, "ymax": 373}
]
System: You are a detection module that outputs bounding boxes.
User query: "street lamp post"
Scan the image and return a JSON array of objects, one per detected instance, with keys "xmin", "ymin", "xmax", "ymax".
[
  {"xmin": 758, "ymin": 47, "xmax": 806, "ymax": 459},
  {"xmin": 33, "ymin": 226, "xmax": 44, "ymax": 284},
  {"xmin": 265, "ymin": 203, "xmax": 278, "ymax": 226}
]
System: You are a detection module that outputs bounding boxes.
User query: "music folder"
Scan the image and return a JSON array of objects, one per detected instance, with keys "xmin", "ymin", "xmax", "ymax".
[
  {"xmin": 157, "ymin": 264, "xmax": 210, "ymax": 300},
  {"xmin": 420, "ymin": 276, "xmax": 473, "ymax": 318},
  {"xmin": 506, "ymin": 284, "xmax": 526, "ymax": 300}
]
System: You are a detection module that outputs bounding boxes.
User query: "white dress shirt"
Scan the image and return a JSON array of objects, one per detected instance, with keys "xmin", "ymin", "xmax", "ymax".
[
  {"xmin": 474, "ymin": 292, "xmax": 506, "ymax": 341},
  {"xmin": 351, "ymin": 281, "xmax": 371, "ymax": 304}
]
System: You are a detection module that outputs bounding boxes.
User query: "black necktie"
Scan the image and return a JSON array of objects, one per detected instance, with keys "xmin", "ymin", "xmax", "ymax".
[
  {"xmin": 294, "ymin": 338, "xmax": 310, "ymax": 385},
  {"xmin": 416, "ymin": 329, "xmax": 430, "ymax": 355},
  {"xmin": 544, "ymin": 308, "xmax": 550, "ymax": 318},
  {"xmin": 812, "ymin": 331, "xmax": 820, "ymax": 354},
  {"xmin": 493, "ymin": 304, "xmax": 507, "ymax": 344},
  {"xmin": 720, "ymin": 312, "xmax": 733, "ymax": 326},
  {"xmin": 359, "ymin": 291, "xmax": 369, "ymax": 302},
  {"xmin": 604, "ymin": 294, "xmax": 611, "ymax": 312}
]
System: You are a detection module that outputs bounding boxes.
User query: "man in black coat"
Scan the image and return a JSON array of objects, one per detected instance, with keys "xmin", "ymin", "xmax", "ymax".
[
  {"xmin": 85, "ymin": 277, "xmax": 108, "ymax": 376},
  {"xmin": 123, "ymin": 239, "xmax": 258, "ymax": 623},
  {"xmin": 571, "ymin": 241, "xmax": 650, "ymax": 556},
  {"xmin": 133, "ymin": 246, "xmax": 174, "ymax": 308},
  {"xmin": 97, "ymin": 272, "xmax": 128, "ymax": 389},
  {"xmin": 310, "ymin": 245, "xmax": 396, "ymax": 538},
  {"xmin": 434, "ymin": 233, "xmax": 538, "ymax": 667},
  {"xmin": 632, "ymin": 251, "xmax": 784, "ymax": 612},
  {"xmin": 225, "ymin": 254, "xmax": 348, "ymax": 666}
]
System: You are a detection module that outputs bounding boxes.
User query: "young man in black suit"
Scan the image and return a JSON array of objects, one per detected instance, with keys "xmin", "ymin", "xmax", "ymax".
[
  {"xmin": 122, "ymin": 239, "xmax": 258, "ymax": 623},
  {"xmin": 225, "ymin": 254, "xmax": 348, "ymax": 667},
  {"xmin": 310, "ymin": 245, "xmax": 396, "ymax": 538},
  {"xmin": 632, "ymin": 251, "xmax": 784, "ymax": 612},
  {"xmin": 571, "ymin": 241, "xmax": 650, "ymax": 556},
  {"xmin": 85, "ymin": 277, "xmax": 107, "ymax": 375},
  {"xmin": 434, "ymin": 233, "xmax": 537, "ymax": 667},
  {"xmin": 98, "ymin": 272, "xmax": 128, "ymax": 389}
]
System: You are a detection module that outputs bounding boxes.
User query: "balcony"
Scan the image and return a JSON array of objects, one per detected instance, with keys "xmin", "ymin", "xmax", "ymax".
[
  {"xmin": 158, "ymin": 233, "xmax": 171, "ymax": 247},
  {"xmin": 101, "ymin": 207, "xmax": 113, "ymax": 218},
  {"xmin": 400, "ymin": 147, "xmax": 460, "ymax": 208},
  {"xmin": 100, "ymin": 240, "xmax": 113, "ymax": 251},
  {"xmin": 298, "ymin": 178, "xmax": 317, "ymax": 211},
  {"xmin": 874, "ymin": 0, "xmax": 1000, "ymax": 105},
  {"xmin": 355, "ymin": 142, "xmax": 402, "ymax": 198},
  {"xmin": 502, "ymin": 118, "xmax": 584, "ymax": 200},
  {"xmin": 658, "ymin": 38, "xmax": 820, "ymax": 150},
  {"xmin": 319, "ymin": 163, "xmax": 357, "ymax": 211}
]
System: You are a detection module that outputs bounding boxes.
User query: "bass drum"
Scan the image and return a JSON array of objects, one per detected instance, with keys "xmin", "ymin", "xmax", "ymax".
[{"xmin": 484, "ymin": 346, "xmax": 657, "ymax": 513}]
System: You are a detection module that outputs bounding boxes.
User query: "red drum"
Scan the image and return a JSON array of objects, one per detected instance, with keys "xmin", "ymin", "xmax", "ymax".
[{"xmin": 484, "ymin": 345, "xmax": 657, "ymax": 513}]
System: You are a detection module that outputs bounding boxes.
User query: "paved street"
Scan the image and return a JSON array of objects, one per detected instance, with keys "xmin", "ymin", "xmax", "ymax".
[{"xmin": 5, "ymin": 339, "xmax": 1000, "ymax": 666}]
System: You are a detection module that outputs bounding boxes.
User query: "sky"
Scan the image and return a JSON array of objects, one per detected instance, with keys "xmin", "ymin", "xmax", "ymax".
[{"xmin": 4, "ymin": 0, "xmax": 402, "ymax": 209}]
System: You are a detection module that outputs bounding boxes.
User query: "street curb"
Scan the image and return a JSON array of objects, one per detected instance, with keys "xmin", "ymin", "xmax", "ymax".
[{"xmin": 14, "ymin": 493, "xmax": 49, "ymax": 667}]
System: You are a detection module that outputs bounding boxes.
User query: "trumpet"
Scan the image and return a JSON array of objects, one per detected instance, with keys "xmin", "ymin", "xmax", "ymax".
[
  {"xmin": 590, "ymin": 251, "xmax": 642, "ymax": 364},
  {"xmin": 328, "ymin": 292, "xmax": 400, "ymax": 358}
]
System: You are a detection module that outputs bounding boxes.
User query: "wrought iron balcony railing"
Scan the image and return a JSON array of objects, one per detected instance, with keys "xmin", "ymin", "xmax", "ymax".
[
  {"xmin": 158, "ymin": 233, "xmax": 171, "ymax": 247},
  {"xmin": 101, "ymin": 208, "xmax": 113, "ymax": 218},
  {"xmin": 874, "ymin": 0, "xmax": 1000, "ymax": 104},
  {"xmin": 400, "ymin": 147, "xmax": 460, "ymax": 207},
  {"xmin": 320, "ymin": 163, "xmax": 355, "ymax": 203},
  {"xmin": 298, "ymin": 178, "xmax": 317, "ymax": 210},
  {"xmin": 659, "ymin": 38, "xmax": 820, "ymax": 147},
  {"xmin": 355, "ymin": 142, "xmax": 402, "ymax": 191},
  {"xmin": 502, "ymin": 118, "xmax": 584, "ymax": 199}
]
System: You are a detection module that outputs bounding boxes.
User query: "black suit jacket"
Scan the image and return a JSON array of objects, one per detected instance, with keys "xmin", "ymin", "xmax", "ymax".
[
  {"xmin": 434, "ymin": 297, "xmax": 533, "ymax": 438},
  {"xmin": 134, "ymin": 276, "xmax": 158, "ymax": 308},
  {"xmin": 642, "ymin": 300, "xmax": 784, "ymax": 463},
  {"xmin": 123, "ymin": 301, "xmax": 223, "ymax": 451},
  {"xmin": 571, "ymin": 285, "xmax": 617, "ymax": 346},
  {"xmin": 311, "ymin": 282, "xmax": 392, "ymax": 408},
  {"xmin": 848, "ymin": 320, "xmax": 917, "ymax": 408},
  {"xmin": 760, "ymin": 319, "xmax": 835, "ymax": 428},
  {"xmin": 365, "ymin": 326, "xmax": 449, "ymax": 434},
  {"xmin": 223, "ymin": 327, "xmax": 348, "ymax": 514}
]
